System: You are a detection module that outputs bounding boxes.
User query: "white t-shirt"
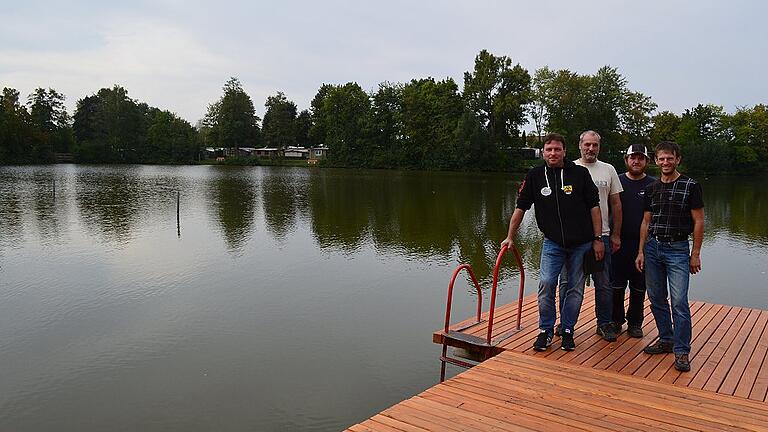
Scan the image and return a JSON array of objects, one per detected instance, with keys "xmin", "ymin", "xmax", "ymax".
[{"xmin": 575, "ymin": 159, "xmax": 623, "ymax": 235}]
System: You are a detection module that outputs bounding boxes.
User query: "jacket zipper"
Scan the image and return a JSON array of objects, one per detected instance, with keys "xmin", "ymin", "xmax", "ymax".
[{"xmin": 552, "ymin": 166, "xmax": 567, "ymax": 246}]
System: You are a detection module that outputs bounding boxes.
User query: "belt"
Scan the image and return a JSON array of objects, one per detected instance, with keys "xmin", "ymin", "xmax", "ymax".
[{"xmin": 651, "ymin": 234, "xmax": 689, "ymax": 242}]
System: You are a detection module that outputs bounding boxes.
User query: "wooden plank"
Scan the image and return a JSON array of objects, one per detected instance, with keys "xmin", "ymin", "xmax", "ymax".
[
  {"xmin": 675, "ymin": 305, "xmax": 741, "ymax": 387},
  {"xmin": 400, "ymin": 397, "xmax": 527, "ymax": 432},
  {"xmin": 493, "ymin": 352, "xmax": 768, "ymax": 417},
  {"xmin": 659, "ymin": 303, "xmax": 727, "ymax": 384},
  {"xmin": 408, "ymin": 395, "xmax": 549, "ymax": 432},
  {"xmin": 636, "ymin": 301, "xmax": 713, "ymax": 380},
  {"xmin": 688, "ymin": 307, "xmax": 752, "ymax": 389},
  {"xmin": 615, "ymin": 302, "xmax": 709, "ymax": 377},
  {"xmin": 369, "ymin": 414, "xmax": 430, "ymax": 432},
  {"xmin": 476, "ymin": 356, "xmax": 764, "ymax": 431},
  {"xmin": 735, "ymin": 311, "xmax": 768, "ymax": 399},
  {"xmin": 449, "ymin": 370, "xmax": 689, "ymax": 431},
  {"xmin": 425, "ymin": 381, "xmax": 636, "ymax": 432},
  {"xmin": 704, "ymin": 308, "xmax": 762, "ymax": 392},
  {"xmin": 580, "ymin": 306, "xmax": 656, "ymax": 369},
  {"xmin": 751, "ymin": 339, "xmax": 768, "ymax": 401}
]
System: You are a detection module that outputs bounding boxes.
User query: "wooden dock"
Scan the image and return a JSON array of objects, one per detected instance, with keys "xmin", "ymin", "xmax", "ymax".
[
  {"xmin": 347, "ymin": 288, "xmax": 768, "ymax": 431},
  {"xmin": 348, "ymin": 351, "xmax": 768, "ymax": 431}
]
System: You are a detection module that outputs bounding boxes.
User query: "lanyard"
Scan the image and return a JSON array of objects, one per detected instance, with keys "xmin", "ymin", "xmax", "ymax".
[{"xmin": 544, "ymin": 167, "xmax": 564, "ymax": 191}]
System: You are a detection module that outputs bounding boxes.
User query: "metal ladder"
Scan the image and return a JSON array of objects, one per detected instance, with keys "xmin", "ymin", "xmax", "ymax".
[{"xmin": 438, "ymin": 243, "xmax": 525, "ymax": 382}]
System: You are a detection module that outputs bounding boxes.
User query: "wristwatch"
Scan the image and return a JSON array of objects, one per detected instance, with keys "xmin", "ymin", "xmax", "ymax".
[{"xmin": 593, "ymin": 235, "xmax": 601, "ymax": 241}]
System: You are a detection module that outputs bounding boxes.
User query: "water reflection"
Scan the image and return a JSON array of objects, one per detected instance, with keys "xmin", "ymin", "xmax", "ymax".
[
  {"xmin": 206, "ymin": 167, "xmax": 257, "ymax": 254},
  {"xmin": 3, "ymin": 167, "xmax": 766, "ymax": 280},
  {"xmin": 261, "ymin": 169, "xmax": 301, "ymax": 242},
  {"xmin": 701, "ymin": 177, "xmax": 768, "ymax": 246},
  {"xmin": 0, "ymin": 170, "xmax": 24, "ymax": 250}
]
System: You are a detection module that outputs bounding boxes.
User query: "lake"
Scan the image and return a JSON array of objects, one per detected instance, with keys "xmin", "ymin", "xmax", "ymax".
[{"xmin": 0, "ymin": 165, "xmax": 766, "ymax": 431}]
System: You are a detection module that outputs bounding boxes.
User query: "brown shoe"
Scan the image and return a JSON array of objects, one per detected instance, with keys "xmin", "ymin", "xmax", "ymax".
[{"xmin": 674, "ymin": 354, "xmax": 691, "ymax": 372}]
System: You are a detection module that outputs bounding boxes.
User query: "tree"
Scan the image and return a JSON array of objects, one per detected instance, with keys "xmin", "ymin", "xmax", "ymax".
[
  {"xmin": 203, "ymin": 77, "xmax": 260, "ymax": 153},
  {"xmin": 369, "ymin": 81, "xmax": 404, "ymax": 168},
  {"xmin": 727, "ymin": 104, "xmax": 768, "ymax": 173},
  {"xmin": 295, "ymin": 109, "xmax": 312, "ymax": 146},
  {"xmin": 147, "ymin": 110, "xmax": 198, "ymax": 162},
  {"xmin": 530, "ymin": 67, "xmax": 555, "ymax": 144},
  {"xmin": 676, "ymin": 104, "xmax": 730, "ymax": 174},
  {"xmin": 543, "ymin": 69, "xmax": 592, "ymax": 154},
  {"xmin": 400, "ymin": 77, "xmax": 463, "ymax": 170},
  {"xmin": 28, "ymin": 88, "xmax": 74, "ymax": 159},
  {"xmin": 650, "ymin": 111, "xmax": 682, "ymax": 145},
  {"xmin": 310, "ymin": 82, "xmax": 371, "ymax": 166},
  {"xmin": 463, "ymin": 50, "xmax": 531, "ymax": 150},
  {"xmin": 0, "ymin": 87, "xmax": 34, "ymax": 163},
  {"xmin": 262, "ymin": 91, "xmax": 298, "ymax": 149}
]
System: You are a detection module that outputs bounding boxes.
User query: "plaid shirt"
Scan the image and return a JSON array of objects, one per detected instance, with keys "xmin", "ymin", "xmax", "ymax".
[{"xmin": 644, "ymin": 174, "xmax": 704, "ymax": 238}]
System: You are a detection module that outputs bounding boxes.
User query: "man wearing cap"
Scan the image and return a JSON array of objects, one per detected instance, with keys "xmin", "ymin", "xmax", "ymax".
[
  {"xmin": 559, "ymin": 130, "xmax": 623, "ymax": 342},
  {"xmin": 611, "ymin": 144, "xmax": 656, "ymax": 338},
  {"xmin": 501, "ymin": 133, "xmax": 602, "ymax": 352},
  {"xmin": 636, "ymin": 141, "xmax": 704, "ymax": 372}
]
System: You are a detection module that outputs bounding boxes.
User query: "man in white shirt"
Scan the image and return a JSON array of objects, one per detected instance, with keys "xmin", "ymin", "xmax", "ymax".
[{"xmin": 558, "ymin": 130, "xmax": 623, "ymax": 341}]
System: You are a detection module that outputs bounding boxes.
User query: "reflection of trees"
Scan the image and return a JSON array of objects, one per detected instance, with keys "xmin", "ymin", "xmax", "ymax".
[
  {"xmin": 307, "ymin": 170, "xmax": 370, "ymax": 252},
  {"xmin": 207, "ymin": 168, "xmax": 257, "ymax": 253},
  {"xmin": 701, "ymin": 177, "xmax": 768, "ymax": 244},
  {"xmin": 0, "ymin": 170, "xmax": 24, "ymax": 250},
  {"xmin": 261, "ymin": 170, "xmax": 298, "ymax": 241},
  {"xmin": 75, "ymin": 168, "xmax": 142, "ymax": 244},
  {"xmin": 33, "ymin": 170, "xmax": 68, "ymax": 242},
  {"xmin": 304, "ymin": 169, "xmax": 543, "ymax": 283}
]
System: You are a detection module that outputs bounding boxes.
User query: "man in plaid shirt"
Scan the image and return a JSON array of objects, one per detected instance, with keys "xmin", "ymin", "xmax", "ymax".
[{"xmin": 635, "ymin": 141, "xmax": 705, "ymax": 372}]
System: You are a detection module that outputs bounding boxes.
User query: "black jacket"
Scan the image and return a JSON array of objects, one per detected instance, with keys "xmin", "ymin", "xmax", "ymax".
[{"xmin": 516, "ymin": 160, "xmax": 600, "ymax": 247}]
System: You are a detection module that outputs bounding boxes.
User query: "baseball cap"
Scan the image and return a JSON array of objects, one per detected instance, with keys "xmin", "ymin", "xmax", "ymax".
[{"xmin": 625, "ymin": 144, "xmax": 649, "ymax": 158}]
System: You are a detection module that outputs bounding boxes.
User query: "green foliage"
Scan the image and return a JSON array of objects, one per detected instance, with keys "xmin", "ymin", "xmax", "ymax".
[
  {"xmin": 3, "ymin": 49, "xmax": 768, "ymax": 176},
  {"xmin": 309, "ymin": 82, "xmax": 371, "ymax": 167},
  {"xmin": 463, "ymin": 49, "xmax": 531, "ymax": 164},
  {"xmin": 0, "ymin": 87, "xmax": 34, "ymax": 163},
  {"xmin": 203, "ymin": 77, "xmax": 261, "ymax": 151},
  {"xmin": 71, "ymin": 85, "xmax": 198, "ymax": 163},
  {"xmin": 262, "ymin": 91, "xmax": 298, "ymax": 149},
  {"xmin": 650, "ymin": 111, "xmax": 682, "ymax": 144},
  {"xmin": 533, "ymin": 65, "xmax": 655, "ymax": 165}
]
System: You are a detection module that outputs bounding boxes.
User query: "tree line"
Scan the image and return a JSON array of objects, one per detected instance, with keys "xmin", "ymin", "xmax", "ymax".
[{"xmin": 2, "ymin": 49, "xmax": 766, "ymax": 174}]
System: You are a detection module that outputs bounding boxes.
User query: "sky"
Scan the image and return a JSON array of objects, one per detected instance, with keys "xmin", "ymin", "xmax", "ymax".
[{"xmin": 2, "ymin": 1, "xmax": 766, "ymax": 127}]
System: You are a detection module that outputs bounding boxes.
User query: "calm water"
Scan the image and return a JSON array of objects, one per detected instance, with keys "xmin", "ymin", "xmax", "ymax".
[{"xmin": 0, "ymin": 165, "xmax": 766, "ymax": 431}]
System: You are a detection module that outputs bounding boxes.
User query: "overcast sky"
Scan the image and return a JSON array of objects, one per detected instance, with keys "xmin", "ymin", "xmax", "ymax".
[{"xmin": 2, "ymin": 1, "xmax": 766, "ymax": 127}]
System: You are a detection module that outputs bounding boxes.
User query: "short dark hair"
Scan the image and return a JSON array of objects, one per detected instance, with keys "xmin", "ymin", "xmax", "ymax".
[
  {"xmin": 543, "ymin": 133, "xmax": 566, "ymax": 148},
  {"xmin": 655, "ymin": 141, "xmax": 681, "ymax": 158}
]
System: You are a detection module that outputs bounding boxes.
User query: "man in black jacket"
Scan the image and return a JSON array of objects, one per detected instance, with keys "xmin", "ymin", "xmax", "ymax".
[{"xmin": 502, "ymin": 133, "xmax": 603, "ymax": 352}]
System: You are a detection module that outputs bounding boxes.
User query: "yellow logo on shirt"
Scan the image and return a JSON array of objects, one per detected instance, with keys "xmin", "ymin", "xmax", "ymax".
[{"xmin": 562, "ymin": 185, "xmax": 573, "ymax": 194}]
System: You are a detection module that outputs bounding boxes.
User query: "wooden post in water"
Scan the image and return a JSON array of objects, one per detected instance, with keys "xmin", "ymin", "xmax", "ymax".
[
  {"xmin": 176, "ymin": 191, "xmax": 181, "ymax": 237},
  {"xmin": 52, "ymin": 175, "xmax": 56, "ymax": 199}
]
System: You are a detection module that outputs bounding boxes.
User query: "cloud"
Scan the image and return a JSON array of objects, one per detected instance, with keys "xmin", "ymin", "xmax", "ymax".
[{"xmin": 0, "ymin": 18, "xmax": 230, "ymax": 122}]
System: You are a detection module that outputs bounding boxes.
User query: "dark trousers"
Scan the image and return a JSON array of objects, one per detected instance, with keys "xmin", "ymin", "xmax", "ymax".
[{"xmin": 611, "ymin": 244, "xmax": 646, "ymax": 327}]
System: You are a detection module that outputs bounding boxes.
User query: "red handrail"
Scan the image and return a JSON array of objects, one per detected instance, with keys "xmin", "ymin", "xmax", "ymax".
[
  {"xmin": 440, "ymin": 242, "xmax": 525, "ymax": 382},
  {"xmin": 443, "ymin": 264, "xmax": 483, "ymax": 333},
  {"xmin": 486, "ymin": 243, "xmax": 526, "ymax": 344}
]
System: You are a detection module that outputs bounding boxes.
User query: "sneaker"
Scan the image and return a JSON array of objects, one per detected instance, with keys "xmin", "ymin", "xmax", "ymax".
[
  {"xmin": 555, "ymin": 323, "xmax": 562, "ymax": 337},
  {"xmin": 627, "ymin": 325, "xmax": 644, "ymax": 338},
  {"xmin": 596, "ymin": 323, "xmax": 617, "ymax": 342},
  {"xmin": 643, "ymin": 340, "xmax": 674, "ymax": 354},
  {"xmin": 561, "ymin": 328, "xmax": 575, "ymax": 351},
  {"xmin": 674, "ymin": 354, "xmax": 691, "ymax": 372},
  {"xmin": 533, "ymin": 330, "xmax": 553, "ymax": 351}
]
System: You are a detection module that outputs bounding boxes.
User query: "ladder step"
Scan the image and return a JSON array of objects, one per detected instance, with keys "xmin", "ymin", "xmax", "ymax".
[{"xmin": 440, "ymin": 330, "xmax": 491, "ymax": 347}]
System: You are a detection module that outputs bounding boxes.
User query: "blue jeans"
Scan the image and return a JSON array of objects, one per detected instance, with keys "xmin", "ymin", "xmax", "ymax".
[
  {"xmin": 644, "ymin": 237, "xmax": 691, "ymax": 354},
  {"xmin": 539, "ymin": 238, "xmax": 592, "ymax": 333},
  {"xmin": 559, "ymin": 236, "xmax": 613, "ymax": 326}
]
